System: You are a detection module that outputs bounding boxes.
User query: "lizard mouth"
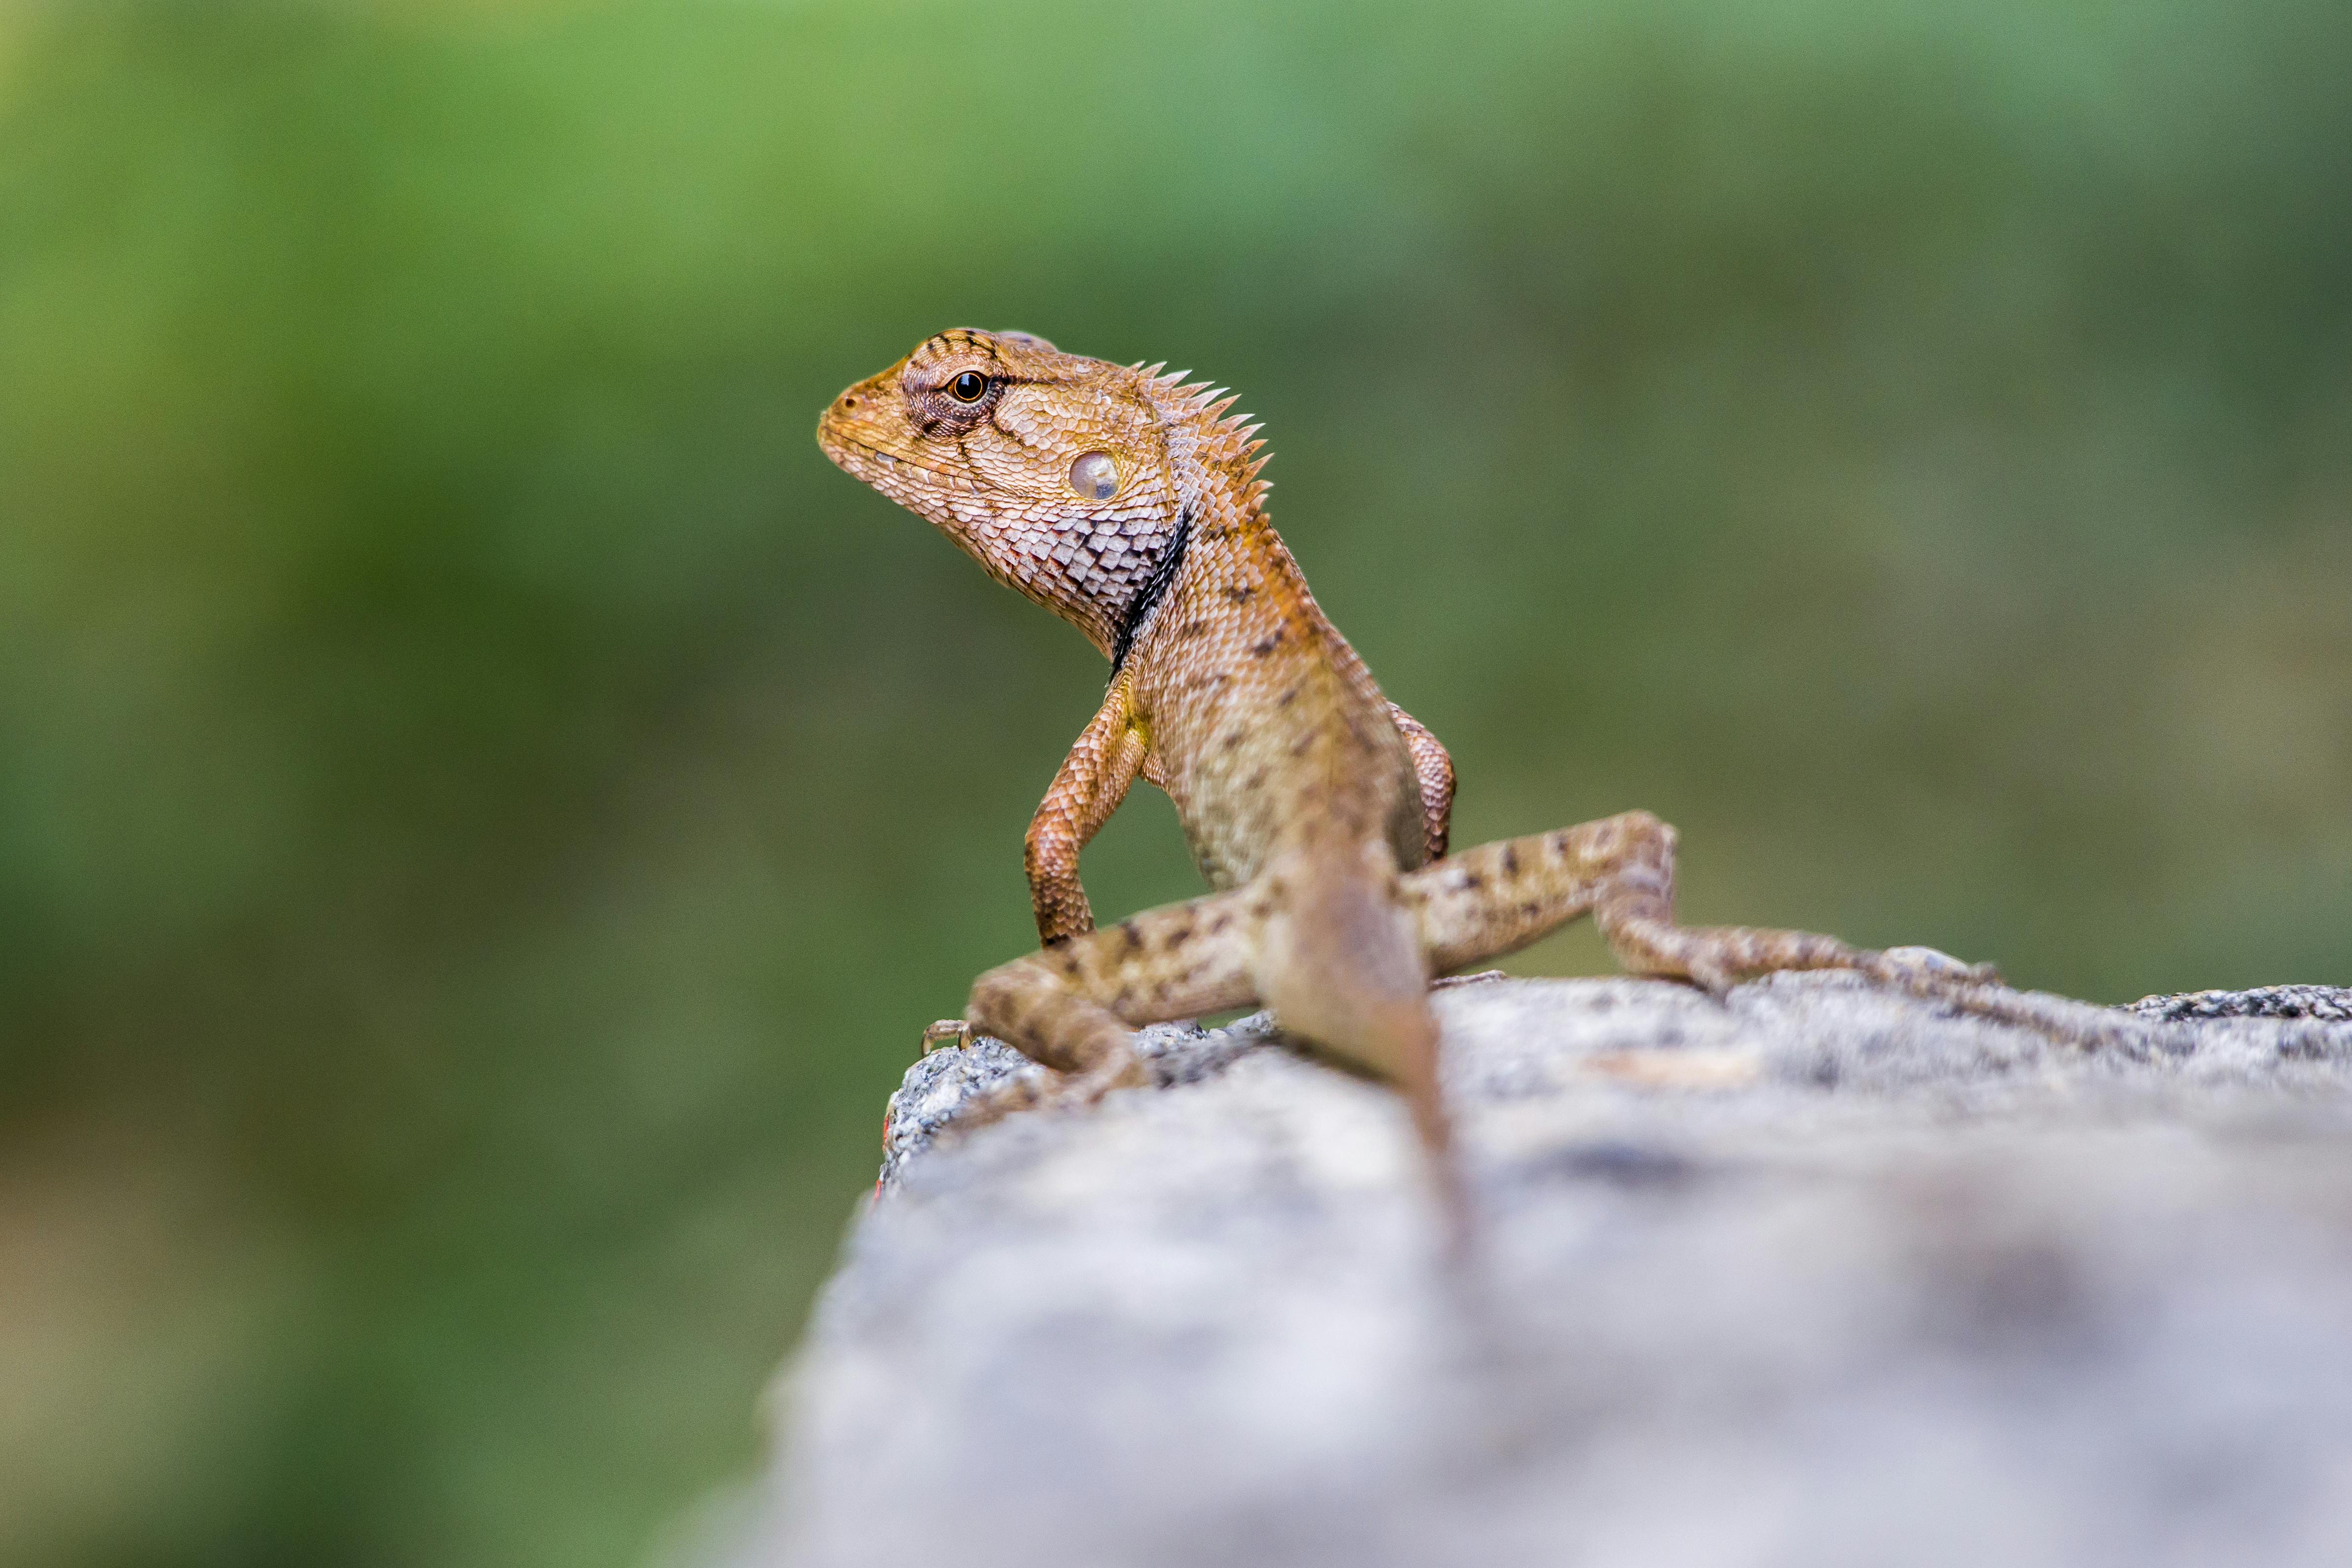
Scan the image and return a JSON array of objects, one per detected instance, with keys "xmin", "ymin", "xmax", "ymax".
[{"xmin": 820, "ymin": 428, "xmax": 1003, "ymax": 511}]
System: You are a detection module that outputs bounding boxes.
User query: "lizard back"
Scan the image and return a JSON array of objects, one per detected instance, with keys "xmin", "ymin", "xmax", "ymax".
[{"xmin": 1123, "ymin": 506, "xmax": 1425, "ymax": 892}]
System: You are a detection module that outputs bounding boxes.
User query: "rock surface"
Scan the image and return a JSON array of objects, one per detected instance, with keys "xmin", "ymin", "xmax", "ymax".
[{"xmin": 734, "ymin": 976, "xmax": 2352, "ymax": 1568}]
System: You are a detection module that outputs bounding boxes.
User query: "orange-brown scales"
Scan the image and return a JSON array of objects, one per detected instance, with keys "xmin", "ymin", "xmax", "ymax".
[{"xmin": 820, "ymin": 328, "xmax": 2110, "ymax": 1245}]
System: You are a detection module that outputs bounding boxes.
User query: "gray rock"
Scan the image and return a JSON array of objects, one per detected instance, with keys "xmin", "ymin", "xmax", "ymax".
[
  {"xmin": 2126, "ymin": 983, "xmax": 2352, "ymax": 1024},
  {"xmin": 734, "ymin": 977, "xmax": 2352, "ymax": 1568}
]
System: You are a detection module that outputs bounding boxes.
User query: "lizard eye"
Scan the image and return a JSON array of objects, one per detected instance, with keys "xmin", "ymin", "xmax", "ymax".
[
  {"xmin": 1068, "ymin": 451, "xmax": 1118, "ymax": 500},
  {"xmin": 947, "ymin": 371, "xmax": 988, "ymax": 403}
]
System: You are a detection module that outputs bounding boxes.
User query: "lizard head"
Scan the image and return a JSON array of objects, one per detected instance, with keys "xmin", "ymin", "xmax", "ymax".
[{"xmin": 817, "ymin": 328, "xmax": 1263, "ymax": 660}]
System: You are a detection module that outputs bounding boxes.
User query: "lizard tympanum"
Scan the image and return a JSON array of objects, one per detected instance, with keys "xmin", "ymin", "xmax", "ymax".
[{"xmin": 819, "ymin": 328, "xmax": 2050, "ymax": 1232}]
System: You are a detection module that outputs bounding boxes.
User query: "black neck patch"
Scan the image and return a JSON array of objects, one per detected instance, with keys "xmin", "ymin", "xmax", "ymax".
[{"xmin": 1109, "ymin": 502, "xmax": 1193, "ymax": 677}]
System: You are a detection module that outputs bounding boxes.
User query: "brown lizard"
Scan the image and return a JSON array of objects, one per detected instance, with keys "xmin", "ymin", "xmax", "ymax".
[{"xmin": 819, "ymin": 328, "xmax": 2088, "ymax": 1226}]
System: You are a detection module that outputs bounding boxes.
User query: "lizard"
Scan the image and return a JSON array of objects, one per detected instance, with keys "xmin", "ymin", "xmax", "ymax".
[{"xmin": 817, "ymin": 327, "xmax": 2096, "ymax": 1229}]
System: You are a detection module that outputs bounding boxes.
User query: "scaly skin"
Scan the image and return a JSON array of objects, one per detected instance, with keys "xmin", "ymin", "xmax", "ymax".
[{"xmin": 819, "ymin": 328, "xmax": 2080, "ymax": 1238}]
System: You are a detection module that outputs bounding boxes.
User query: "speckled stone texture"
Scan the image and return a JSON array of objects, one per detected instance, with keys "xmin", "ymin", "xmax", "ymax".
[{"xmin": 731, "ymin": 977, "xmax": 2352, "ymax": 1568}]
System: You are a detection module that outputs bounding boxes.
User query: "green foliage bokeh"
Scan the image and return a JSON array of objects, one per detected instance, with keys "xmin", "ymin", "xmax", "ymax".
[{"xmin": 2, "ymin": 2, "xmax": 2347, "ymax": 1564}]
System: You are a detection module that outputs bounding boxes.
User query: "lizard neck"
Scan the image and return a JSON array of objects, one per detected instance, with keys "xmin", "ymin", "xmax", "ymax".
[
  {"xmin": 1112, "ymin": 440, "xmax": 1298, "ymax": 675},
  {"xmin": 1107, "ymin": 498, "xmax": 1194, "ymax": 675}
]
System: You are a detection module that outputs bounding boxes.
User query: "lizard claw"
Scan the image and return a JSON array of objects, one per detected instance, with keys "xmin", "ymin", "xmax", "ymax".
[{"xmin": 1431, "ymin": 969, "xmax": 1509, "ymax": 990}]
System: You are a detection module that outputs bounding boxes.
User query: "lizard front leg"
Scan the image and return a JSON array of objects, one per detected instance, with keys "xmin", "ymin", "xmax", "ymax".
[
  {"xmin": 1397, "ymin": 811, "xmax": 2123, "ymax": 1038},
  {"xmin": 945, "ymin": 886, "xmax": 1263, "ymax": 1133},
  {"xmin": 917, "ymin": 688, "xmax": 1148, "ymax": 1054},
  {"xmin": 1025, "ymin": 683, "xmax": 1150, "ymax": 945}
]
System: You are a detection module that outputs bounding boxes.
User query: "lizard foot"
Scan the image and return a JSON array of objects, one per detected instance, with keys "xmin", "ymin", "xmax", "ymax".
[{"xmin": 920, "ymin": 1018, "xmax": 971, "ymax": 1055}]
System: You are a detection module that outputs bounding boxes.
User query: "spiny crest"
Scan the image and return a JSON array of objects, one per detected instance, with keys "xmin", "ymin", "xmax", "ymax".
[
  {"xmin": 1139, "ymin": 358, "xmax": 1273, "ymax": 475},
  {"xmin": 1213, "ymin": 405, "xmax": 1269, "ymax": 469}
]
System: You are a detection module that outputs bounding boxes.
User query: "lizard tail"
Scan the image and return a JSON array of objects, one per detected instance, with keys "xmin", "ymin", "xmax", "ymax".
[
  {"xmin": 1373, "ymin": 990, "xmax": 1470, "ymax": 1259},
  {"xmin": 1254, "ymin": 862, "xmax": 1470, "ymax": 1254}
]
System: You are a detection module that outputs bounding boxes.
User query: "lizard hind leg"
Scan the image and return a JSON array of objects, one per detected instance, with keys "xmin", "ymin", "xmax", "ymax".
[
  {"xmin": 945, "ymin": 885, "xmax": 1264, "ymax": 1136},
  {"xmin": 1404, "ymin": 809, "xmax": 2001, "ymax": 1002}
]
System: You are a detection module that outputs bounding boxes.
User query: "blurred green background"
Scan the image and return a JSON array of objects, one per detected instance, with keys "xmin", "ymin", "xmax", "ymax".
[{"xmin": 3, "ymin": 0, "xmax": 2347, "ymax": 1563}]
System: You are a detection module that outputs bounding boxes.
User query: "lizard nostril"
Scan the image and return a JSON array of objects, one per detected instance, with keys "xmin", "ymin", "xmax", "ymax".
[{"xmin": 840, "ymin": 395, "xmax": 859, "ymax": 408}]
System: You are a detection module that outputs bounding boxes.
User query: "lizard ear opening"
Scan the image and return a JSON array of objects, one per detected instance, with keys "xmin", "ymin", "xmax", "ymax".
[{"xmin": 1068, "ymin": 451, "xmax": 1118, "ymax": 500}]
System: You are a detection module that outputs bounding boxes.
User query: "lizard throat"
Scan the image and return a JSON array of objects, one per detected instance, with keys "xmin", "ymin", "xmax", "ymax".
[{"xmin": 1108, "ymin": 501, "xmax": 1193, "ymax": 677}]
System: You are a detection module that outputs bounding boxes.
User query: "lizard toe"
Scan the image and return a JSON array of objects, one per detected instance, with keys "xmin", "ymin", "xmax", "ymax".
[{"xmin": 920, "ymin": 1018, "xmax": 973, "ymax": 1055}]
